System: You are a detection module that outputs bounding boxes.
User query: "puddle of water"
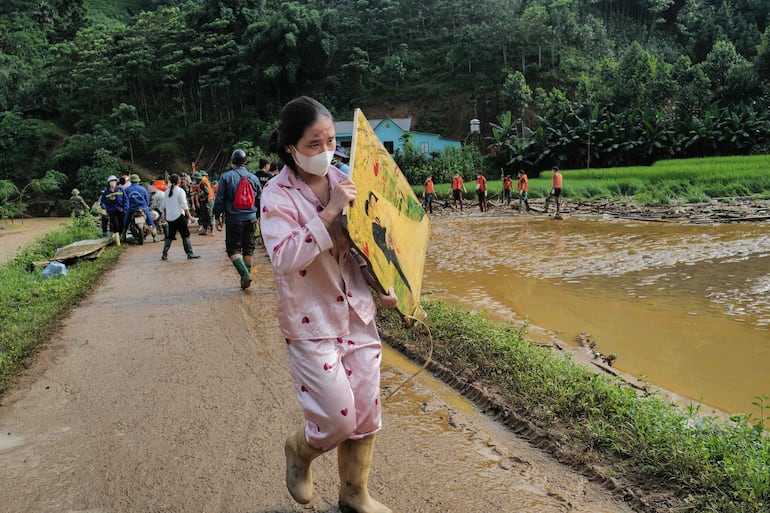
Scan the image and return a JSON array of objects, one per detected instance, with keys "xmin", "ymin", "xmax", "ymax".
[
  {"xmin": 424, "ymin": 216, "xmax": 770, "ymax": 414},
  {"xmin": 0, "ymin": 432, "xmax": 25, "ymax": 452},
  {"xmin": 381, "ymin": 346, "xmax": 629, "ymax": 512}
]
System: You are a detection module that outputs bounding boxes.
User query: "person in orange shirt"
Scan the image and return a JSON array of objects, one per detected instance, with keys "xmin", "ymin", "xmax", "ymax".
[
  {"xmin": 502, "ymin": 175, "xmax": 513, "ymax": 205},
  {"xmin": 151, "ymin": 177, "xmax": 167, "ymax": 192},
  {"xmin": 450, "ymin": 171, "xmax": 465, "ymax": 210},
  {"xmin": 423, "ymin": 175, "xmax": 435, "ymax": 213},
  {"xmin": 476, "ymin": 173, "xmax": 487, "ymax": 212},
  {"xmin": 195, "ymin": 171, "xmax": 215, "ymax": 235},
  {"xmin": 517, "ymin": 170, "xmax": 531, "ymax": 214},
  {"xmin": 544, "ymin": 166, "xmax": 563, "ymax": 215}
]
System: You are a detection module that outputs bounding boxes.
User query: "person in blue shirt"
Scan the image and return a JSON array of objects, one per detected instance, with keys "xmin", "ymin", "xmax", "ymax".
[
  {"xmin": 332, "ymin": 145, "xmax": 351, "ymax": 176},
  {"xmin": 122, "ymin": 173, "xmax": 157, "ymax": 241},
  {"xmin": 213, "ymin": 149, "xmax": 262, "ymax": 289},
  {"xmin": 99, "ymin": 175, "xmax": 125, "ymax": 241}
]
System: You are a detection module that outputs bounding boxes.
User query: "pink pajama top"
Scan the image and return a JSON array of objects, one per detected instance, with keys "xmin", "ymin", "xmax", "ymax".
[{"xmin": 259, "ymin": 165, "xmax": 376, "ymax": 340}]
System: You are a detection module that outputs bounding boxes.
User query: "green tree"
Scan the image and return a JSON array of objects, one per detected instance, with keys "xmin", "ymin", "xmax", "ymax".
[
  {"xmin": 110, "ymin": 103, "xmax": 146, "ymax": 164},
  {"xmin": 0, "ymin": 112, "xmax": 59, "ymax": 183},
  {"xmin": 0, "ymin": 179, "xmax": 19, "ymax": 218},
  {"xmin": 671, "ymin": 55, "xmax": 711, "ymax": 113},
  {"xmin": 242, "ymin": 2, "xmax": 329, "ymax": 101},
  {"xmin": 11, "ymin": 169, "xmax": 67, "ymax": 218},
  {"xmin": 48, "ymin": 0, "xmax": 88, "ymax": 42},
  {"xmin": 754, "ymin": 25, "xmax": 770, "ymax": 86},
  {"xmin": 513, "ymin": 4, "xmax": 553, "ymax": 72},
  {"xmin": 75, "ymin": 149, "xmax": 124, "ymax": 203},
  {"xmin": 500, "ymin": 70, "xmax": 532, "ymax": 138},
  {"xmin": 701, "ymin": 39, "xmax": 759, "ymax": 103}
]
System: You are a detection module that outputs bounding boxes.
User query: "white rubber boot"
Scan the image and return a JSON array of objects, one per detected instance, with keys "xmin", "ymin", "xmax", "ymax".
[
  {"xmin": 338, "ymin": 435, "xmax": 391, "ymax": 513},
  {"xmin": 285, "ymin": 429, "xmax": 325, "ymax": 504}
]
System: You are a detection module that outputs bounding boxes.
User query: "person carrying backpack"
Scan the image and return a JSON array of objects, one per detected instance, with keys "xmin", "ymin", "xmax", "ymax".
[{"xmin": 213, "ymin": 149, "xmax": 262, "ymax": 289}]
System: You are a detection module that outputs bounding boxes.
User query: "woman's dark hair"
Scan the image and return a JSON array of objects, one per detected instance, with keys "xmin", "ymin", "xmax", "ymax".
[
  {"xmin": 267, "ymin": 96, "xmax": 332, "ymax": 172},
  {"xmin": 168, "ymin": 173, "xmax": 180, "ymax": 197},
  {"xmin": 365, "ymin": 191, "xmax": 379, "ymax": 215}
]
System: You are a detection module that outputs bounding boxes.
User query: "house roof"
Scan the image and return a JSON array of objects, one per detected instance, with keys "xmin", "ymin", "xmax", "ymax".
[
  {"xmin": 371, "ymin": 117, "xmax": 412, "ymax": 132},
  {"xmin": 334, "ymin": 117, "xmax": 412, "ymax": 136}
]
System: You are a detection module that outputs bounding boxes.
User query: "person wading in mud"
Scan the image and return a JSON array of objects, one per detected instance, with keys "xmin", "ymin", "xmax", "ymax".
[
  {"xmin": 517, "ymin": 170, "xmax": 531, "ymax": 214},
  {"xmin": 476, "ymin": 173, "xmax": 488, "ymax": 212},
  {"xmin": 502, "ymin": 174, "xmax": 513, "ymax": 206},
  {"xmin": 451, "ymin": 171, "xmax": 465, "ymax": 210},
  {"xmin": 544, "ymin": 166, "xmax": 563, "ymax": 216},
  {"xmin": 423, "ymin": 175, "xmax": 435, "ymax": 214},
  {"xmin": 260, "ymin": 95, "xmax": 398, "ymax": 513}
]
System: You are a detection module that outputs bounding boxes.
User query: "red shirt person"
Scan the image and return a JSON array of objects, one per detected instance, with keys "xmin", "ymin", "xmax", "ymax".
[
  {"xmin": 476, "ymin": 174, "xmax": 487, "ymax": 212},
  {"xmin": 502, "ymin": 175, "xmax": 513, "ymax": 205},
  {"xmin": 545, "ymin": 166, "xmax": 563, "ymax": 214},
  {"xmin": 516, "ymin": 170, "xmax": 530, "ymax": 214},
  {"xmin": 451, "ymin": 172, "xmax": 465, "ymax": 210},
  {"xmin": 423, "ymin": 175, "xmax": 435, "ymax": 213}
]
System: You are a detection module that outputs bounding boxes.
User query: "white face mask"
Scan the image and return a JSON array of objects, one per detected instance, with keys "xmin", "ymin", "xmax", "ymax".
[{"xmin": 292, "ymin": 146, "xmax": 334, "ymax": 177}]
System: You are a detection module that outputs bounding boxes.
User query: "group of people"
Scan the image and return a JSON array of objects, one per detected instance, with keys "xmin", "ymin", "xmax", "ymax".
[
  {"xmin": 424, "ymin": 166, "xmax": 564, "ymax": 215},
  {"xmin": 95, "ymin": 172, "xmax": 159, "ymax": 243}
]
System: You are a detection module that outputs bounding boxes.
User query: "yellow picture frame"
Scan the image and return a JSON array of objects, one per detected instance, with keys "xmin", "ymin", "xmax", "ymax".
[{"xmin": 344, "ymin": 109, "xmax": 430, "ymax": 319}]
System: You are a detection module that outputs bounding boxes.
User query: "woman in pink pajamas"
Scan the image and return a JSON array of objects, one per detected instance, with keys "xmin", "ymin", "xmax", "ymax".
[{"xmin": 260, "ymin": 96, "xmax": 397, "ymax": 513}]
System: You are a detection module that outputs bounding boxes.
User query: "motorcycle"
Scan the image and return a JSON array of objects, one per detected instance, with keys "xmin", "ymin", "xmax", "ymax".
[{"xmin": 127, "ymin": 209, "xmax": 147, "ymax": 245}]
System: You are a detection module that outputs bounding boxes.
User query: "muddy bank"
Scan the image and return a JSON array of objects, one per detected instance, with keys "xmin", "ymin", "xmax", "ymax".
[
  {"xmin": 380, "ymin": 331, "xmax": 668, "ymax": 513},
  {"xmin": 430, "ymin": 195, "xmax": 770, "ymax": 224},
  {"xmin": 566, "ymin": 197, "xmax": 770, "ymax": 223}
]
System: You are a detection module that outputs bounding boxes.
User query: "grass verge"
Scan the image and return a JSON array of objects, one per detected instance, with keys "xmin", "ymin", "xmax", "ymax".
[
  {"xmin": 0, "ymin": 216, "xmax": 122, "ymax": 394},
  {"xmin": 378, "ymin": 301, "xmax": 769, "ymax": 513}
]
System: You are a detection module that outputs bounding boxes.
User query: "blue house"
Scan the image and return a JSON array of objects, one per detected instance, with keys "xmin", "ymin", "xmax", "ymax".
[{"xmin": 334, "ymin": 116, "xmax": 461, "ymax": 156}]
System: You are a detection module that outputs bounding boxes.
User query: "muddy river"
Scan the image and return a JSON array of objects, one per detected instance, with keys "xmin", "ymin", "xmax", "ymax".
[
  {"xmin": 0, "ymin": 218, "xmax": 69, "ymax": 263},
  {"xmin": 424, "ymin": 214, "xmax": 770, "ymax": 415}
]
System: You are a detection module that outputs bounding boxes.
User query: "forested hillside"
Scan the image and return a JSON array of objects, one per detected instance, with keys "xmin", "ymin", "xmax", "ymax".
[{"xmin": 1, "ymin": 0, "xmax": 769, "ymax": 214}]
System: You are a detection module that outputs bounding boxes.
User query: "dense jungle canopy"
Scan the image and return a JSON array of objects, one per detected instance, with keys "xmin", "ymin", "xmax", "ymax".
[{"xmin": 1, "ymin": 0, "xmax": 770, "ymax": 213}]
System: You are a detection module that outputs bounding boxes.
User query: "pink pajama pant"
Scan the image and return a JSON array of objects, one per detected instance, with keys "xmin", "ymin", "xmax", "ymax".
[{"xmin": 285, "ymin": 312, "xmax": 383, "ymax": 451}]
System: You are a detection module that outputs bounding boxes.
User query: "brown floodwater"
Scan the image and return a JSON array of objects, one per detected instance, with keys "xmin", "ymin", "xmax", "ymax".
[
  {"xmin": 0, "ymin": 217, "xmax": 69, "ymax": 263},
  {"xmin": 423, "ymin": 214, "xmax": 770, "ymax": 415}
]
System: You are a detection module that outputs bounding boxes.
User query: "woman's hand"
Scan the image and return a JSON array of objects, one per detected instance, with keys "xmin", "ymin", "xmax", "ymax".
[
  {"xmin": 378, "ymin": 286, "xmax": 398, "ymax": 309},
  {"xmin": 320, "ymin": 179, "xmax": 357, "ymax": 226},
  {"xmin": 327, "ymin": 179, "xmax": 357, "ymax": 216}
]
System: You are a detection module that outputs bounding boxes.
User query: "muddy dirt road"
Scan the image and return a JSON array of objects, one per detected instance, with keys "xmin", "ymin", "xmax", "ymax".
[{"xmin": 0, "ymin": 230, "xmax": 636, "ymax": 513}]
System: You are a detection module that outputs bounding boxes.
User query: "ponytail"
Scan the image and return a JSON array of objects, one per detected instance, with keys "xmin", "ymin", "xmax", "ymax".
[{"xmin": 168, "ymin": 173, "xmax": 180, "ymax": 197}]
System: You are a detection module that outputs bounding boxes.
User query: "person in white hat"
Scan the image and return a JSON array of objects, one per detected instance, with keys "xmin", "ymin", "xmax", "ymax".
[{"xmin": 99, "ymin": 175, "xmax": 125, "ymax": 243}]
